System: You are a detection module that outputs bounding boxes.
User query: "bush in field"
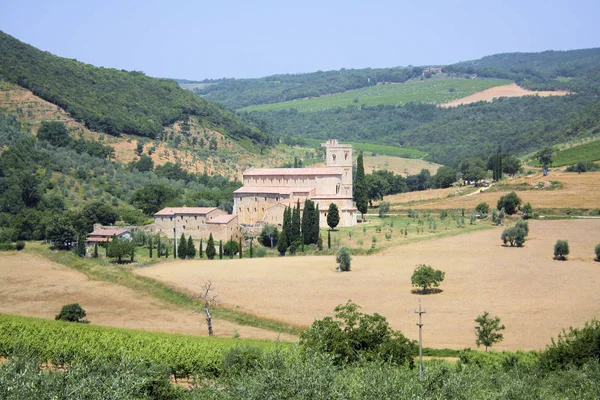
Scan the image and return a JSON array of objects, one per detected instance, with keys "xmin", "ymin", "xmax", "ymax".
[
  {"xmin": 521, "ymin": 202, "xmax": 533, "ymax": 219},
  {"xmin": 223, "ymin": 239, "xmax": 240, "ymax": 257},
  {"xmin": 411, "ymin": 264, "xmax": 445, "ymax": 293},
  {"xmin": 55, "ymin": 303, "xmax": 89, "ymax": 323},
  {"xmin": 299, "ymin": 300, "xmax": 417, "ymax": 367},
  {"xmin": 336, "ymin": 246, "xmax": 352, "ymax": 272},
  {"xmin": 501, "ymin": 222, "xmax": 528, "ymax": 247},
  {"xmin": 15, "ymin": 241, "xmax": 25, "ymax": 251},
  {"xmin": 497, "ymin": 192, "xmax": 522, "ymax": 215},
  {"xmin": 378, "ymin": 202, "xmax": 390, "ymax": 218},
  {"xmin": 475, "ymin": 202, "xmax": 490, "ymax": 216},
  {"xmin": 554, "ymin": 240, "xmax": 569, "ymax": 260},
  {"xmin": 541, "ymin": 318, "xmax": 600, "ymax": 371}
]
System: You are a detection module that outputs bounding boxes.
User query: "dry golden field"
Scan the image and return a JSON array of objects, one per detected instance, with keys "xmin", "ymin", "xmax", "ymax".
[
  {"xmin": 384, "ymin": 171, "xmax": 600, "ymax": 211},
  {"xmin": 0, "ymin": 252, "xmax": 293, "ymax": 340},
  {"xmin": 363, "ymin": 154, "xmax": 441, "ymax": 176},
  {"xmin": 136, "ymin": 220, "xmax": 600, "ymax": 350},
  {"xmin": 440, "ymin": 82, "xmax": 571, "ymax": 108}
]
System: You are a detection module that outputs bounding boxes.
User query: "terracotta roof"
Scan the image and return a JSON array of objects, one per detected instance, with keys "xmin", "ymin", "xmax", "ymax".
[
  {"xmin": 234, "ymin": 186, "xmax": 297, "ymax": 194},
  {"xmin": 243, "ymin": 167, "xmax": 343, "ymax": 176},
  {"xmin": 311, "ymin": 194, "xmax": 353, "ymax": 199},
  {"xmin": 85, "ymin": 237, "xmax": 111, "ymax": 242},
  {"xmin": 154, "ymin": 207, "xmax": 219, "ymax": 216},
  {"xmin": 88, "ymin": 228, "xmax": 130, "ymax": 237},
  {"xmin": 208, "ymin": 214, "xmax": 237, "ymax": 224}
]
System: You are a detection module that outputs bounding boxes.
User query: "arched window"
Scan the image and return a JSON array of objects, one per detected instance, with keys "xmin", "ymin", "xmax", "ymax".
[
  {"xmin": 332, "ymin": 154, "xmax": 336, "ymax": 161},
  {"xmin": 345, "ymin": 153, "xmax": 348, "ymax": 161}
]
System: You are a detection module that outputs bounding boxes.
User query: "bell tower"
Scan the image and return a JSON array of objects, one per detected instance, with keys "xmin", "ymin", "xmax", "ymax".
[{"xmin": 322, "ymin": 139, "xmax": 353, "ymax": 196}]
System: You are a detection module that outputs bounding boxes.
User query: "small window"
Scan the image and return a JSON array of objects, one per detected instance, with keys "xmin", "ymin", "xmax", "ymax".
[
  {"xmin": 345, "ymin": 153, "xmax": 348, "ymax": 160},
  {"xmin": 195, "ymin": 216, "xmax": 197, "ymax": 220},
  {"xmin": 332, "ymin": 154, "xmax": 336, "ymax": 161},
  {"xmin": 170, "ymin": 217, "xmax": 173, "ymax": 221}
]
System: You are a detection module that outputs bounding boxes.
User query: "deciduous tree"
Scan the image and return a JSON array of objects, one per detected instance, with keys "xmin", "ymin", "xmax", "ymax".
[
  {"xmin": 475, "ymin": 311, "xmax": 505, "ymax": 351},
  {"xmin": 411, "ymin": 264, "xmax": 445, "ymax": 293}
]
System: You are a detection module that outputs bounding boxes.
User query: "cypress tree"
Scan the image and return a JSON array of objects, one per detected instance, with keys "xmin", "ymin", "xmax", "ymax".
[
  {"xmin": 313, "ymin": 204, "xmax": 320, "ymax": 245},
  {"xmin": 302, "ymin": 199, "xmax": 313, "ymax": 245},
  {"xmin": 355, "ymin": 153, "xmax": 368, "ymax": 222},
  {"xmin": 187, "ymin": 236, "xmax": 196, "ymax": 259},
  {"xmin": 277, "ymin": 228, "xmax": 288, "ymax": 256},
  {"xmin": 178, "ymin": 233, "xmax": 187, "ymax": 259},
  {"xmin": 206, "ymin": 234, "xmax": 216, "ymax": 259},
  {"xmin": 93, "ymin": 242, "xmax": 99, "ymax": 258},
  {"xmin": 239, "ymin": 237, "xmax": 243, "ymax": 259},
  {"xmin": 249, "ymin": 239, "xmax": 253, "ymax": 258},
  {"xmin": 149, "ymin": 237, "xmax": 153, "ymax": 258},
  {"xmin": 199, "ymin": 238, "xmax": 203, "ymax": 258},
  {"xmin": 173, "ymin": 238, "xmax": 176, "ymax": 259},
  {"xmin": 76, "ymin": 233, "xmax": 86, "ymax": 257},
  {"xmin": 291, "ymin": 200, "xmax": 301, "ymax": 244},
  {"xmin": 165, "ymin": 244, "xmax": 169, "ymax": 258},
  {"xmin": 157, "ymin": 236, "xmax": 161, "ymax": 258},
  {"xmin": 282, "ymin": 206, "xmax": 292, "ymax": 246},
  {"xmin": 327, "ymin": 203, "xmax": 340, "ymax": 230},
  {"xmin": 219, "ymin": 240, "xmax": 223, "ymax": 259}
]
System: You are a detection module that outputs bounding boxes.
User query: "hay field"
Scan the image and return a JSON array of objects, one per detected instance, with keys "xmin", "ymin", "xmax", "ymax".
[
  {"xmin": 0, "ymin": 252, "xmax": 292, "ymax": 340},
  {"xmin": 408, "ymin": 171, "xmax": 600, "ymax": 210},
  {"xmin": 363, "ymin": 154, "xmax": 441, "ymax": 176},
  {"xmin": 136, "ymin": 220, "xmax": 600, "ymax": 350},
  {"xmin": 440, "ymin": 82, "xmax": 571, "ymax": 108}
]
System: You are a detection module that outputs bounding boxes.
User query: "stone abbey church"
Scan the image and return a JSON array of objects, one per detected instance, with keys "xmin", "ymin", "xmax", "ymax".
[{"xmin": 234, "ymin": 139, "xmax": 358, "ymax": 227}]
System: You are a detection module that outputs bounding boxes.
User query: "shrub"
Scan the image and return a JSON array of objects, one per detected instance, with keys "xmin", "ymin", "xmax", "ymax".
[
  {"xmin": 541, "ymin": 319, "xmax": 600, "ymax": 371},
  {"xmin": 55, "ymin": 303, "xmax": 89, "ymax": 323},
  {"xmin": 336, "ymin": 246, "xmax": 351, "ymax": 272},
  {"xmin": 223, "ymin": 239, "xmax": 240, "ymax": 257},
  {"xmin": 299, "ymin": 301, "xmax": 417, "ymax": 367},
  {"xmin": 258, "ymin": 224, "xmax": 278, "ymax": 248},
  {"xmin": 222, "ymin": 345, "xmax": 264, "ymax": 376},
  {"xmin": 521, "ymin": 202, "xmax": 533, "ymax": 219},
  {"xmin": 554, "ymin": 240, "xmax": 569, "ymax": 260},
  {"xmin": 0, "ymin": 243, "xmax": 16, "ymax": 251},
  {"xmin": 497, "ymin": 192, "xmax": 522, "ymax": 215},
  {"xmin": 255, "ymin": 247, "xmax": 267, "ymax": 258},
  {"xmin": 475, "ymin": 202, "xmax": 490, "ymax": 216},
  {"xmin": 378, "ymin": 202, "xmax": 390, "ymax": 218},
  {"xmin": 15, "ymin": 241, "xmax": 25, "ymax": 251}
]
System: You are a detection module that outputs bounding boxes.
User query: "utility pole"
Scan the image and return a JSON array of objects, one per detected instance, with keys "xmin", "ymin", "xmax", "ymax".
[{"xmin": 414, "ymin": 298, "xmax": 426, "ymax": 381}]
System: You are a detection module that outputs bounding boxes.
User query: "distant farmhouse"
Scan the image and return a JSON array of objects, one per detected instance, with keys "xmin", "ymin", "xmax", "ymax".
[
  {"xmin": 151, "ymin": 207, "xmax": 239, "ymax": 241},
  {"xmin": 234, "ymin": 139, "xmax": 357, "ymax": 227},
  {"xmin": 86, "ymin": 226, "xmax": 131, "ymax": 246}
]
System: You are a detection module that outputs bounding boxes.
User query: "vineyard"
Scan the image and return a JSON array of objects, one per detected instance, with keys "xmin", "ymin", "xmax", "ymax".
[
  {"xmin": 0, "ymin": 314, "xmax": 285, "ymax": 378},
  {"xmin": 550, "ymin": 140, "xmax": 600, "ymax": 166},
  {"xmin": 240, "ymin": 78, "xmax": 507, "ymax": 112},
  {"xmin": 303, "ymin": 138, "xmax": 427, "ymax": 159}
]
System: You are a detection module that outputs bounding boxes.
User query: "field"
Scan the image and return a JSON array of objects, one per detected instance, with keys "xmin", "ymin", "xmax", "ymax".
[
  {"xmin": 384, "ymin": 171, "xmax": 600, "ymax": 211},
  {"xmin": 440, "ymin": 82, "xmax": 571, "ymax": 108},
  {"xmin": 0, "ymin": 252, "xmax": 293, "ymax": 341},
  {"xmin": 362, "ymin": 153, "xmax": 441, "ymax": 175},
  {"xmin": 303, "ymin": 138, "xmax": 426, "ymax": 159},
  {"xmin": 538, "ymin": 140, "xmax": 600, "ymax": 167},
  {"xmin": 136, "ymin": 219, "xmax": 600, "ymax": 351},
  {"xmin": 241, "ymin": 78, "xmax": 508, "ymax": 112}
]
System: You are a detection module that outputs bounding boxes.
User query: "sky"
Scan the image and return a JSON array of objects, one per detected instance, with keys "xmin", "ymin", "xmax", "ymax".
[{"xmin": 1, "ymin": 0, "xmax": 599, "ymax": 80}]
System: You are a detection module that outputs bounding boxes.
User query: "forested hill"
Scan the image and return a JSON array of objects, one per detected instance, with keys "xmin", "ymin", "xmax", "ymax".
[
  {"xmin": 448, "ymin": 48, "xmax": 600, "ymax": 94},
  {"xmin": 0, "ymin": 31, "xmax": 271, "ymax": 147},
  {"xmin": 193, "ymin": 67, "xmax": 424, "ymax": 109}
]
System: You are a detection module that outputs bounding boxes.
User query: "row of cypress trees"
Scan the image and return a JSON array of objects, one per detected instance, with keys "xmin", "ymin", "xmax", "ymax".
[{"xmin": 278, "ymin": 199, "xmax": 321, "ymax": 255}]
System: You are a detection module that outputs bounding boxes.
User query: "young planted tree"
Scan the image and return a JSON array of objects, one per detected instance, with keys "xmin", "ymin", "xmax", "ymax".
[
  {"xmin": 199, "ymin": 238, "xmax": 203, "ymax": 258},
  {"xmin": 93, "ymin": 242, "xmax": 99, "ymax": 258},
  {"xmin": 178, "ymin": 233, "xmax": 187, "ymax": 259},
  {"xmin": 327, "ymin": 203, "xmax": 340, "ymax": 230},
  {"xmin": 336, "ymin": 246, "xmax": 352, "ymax": 272},
  {"xmin": 475, "ymin": 202, "xmax": 490, "ymax": 217},
  {"xmin": 148, "ymin": 236, "xmax": 153, "ymax": 258},
  {"xmin": 475, "ymin": 311, "xmax": 505, "ymax": 351},
  {"xmin": 206, "ymin": 233, "xmax": 216, "ymax": 260},
  {"xmin": 157, "ymin": 236, "xmax": 161, "ymax": 258},
  {"xmin": 239, "ymin": 237, "xmax": 243, "ymax": 259},
  {"xmin": 196, "ymin": 281, "xmax": 217, "ymax": 336},
  {"xmin": 554, "ymin": 240, "xmax": 570, "ymax": 260},
  {"xmin": 187, "ymin": 236, "xmax": 196, "ymax": 259},
  {"xmin": 411, "ymin": 264, "xmax": 445, "ymax": 294}
]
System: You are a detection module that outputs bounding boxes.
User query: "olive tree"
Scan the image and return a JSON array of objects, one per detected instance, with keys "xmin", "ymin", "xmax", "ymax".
[
  {"xmin": 336, "ymin": 246, "xmax": 351, "ymax": 272},
  {"xmin": 554, "ymin": 240, "xmax": 570, "ymax": 260}
]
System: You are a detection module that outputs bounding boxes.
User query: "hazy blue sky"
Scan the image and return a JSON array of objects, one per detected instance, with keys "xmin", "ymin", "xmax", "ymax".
[{"xmin": 1, "ymin": 0, "xmax": 599, "ymax": 80}]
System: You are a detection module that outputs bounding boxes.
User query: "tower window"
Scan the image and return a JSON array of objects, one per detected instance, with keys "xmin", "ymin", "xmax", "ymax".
[{"xmin": 332, "ymin": 154, "xmax": 336, "ymax": 161}]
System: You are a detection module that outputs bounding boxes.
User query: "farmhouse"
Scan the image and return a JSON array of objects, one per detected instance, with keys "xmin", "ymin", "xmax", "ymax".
[
  {"xmin": 86, "ymin": 226, "xmax": 131, "ymax": 245},
  {"xmin": 234, "ymin": 139, "xmax": 357, "ymax": 227},
  {"xmin": 151, "ymin": 207, "xmax": 239, "ymax": 241}
]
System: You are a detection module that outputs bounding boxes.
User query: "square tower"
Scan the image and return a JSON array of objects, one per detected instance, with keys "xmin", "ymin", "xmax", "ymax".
[{"xmin": 322, "ymin": 139, "xmax": 353, "ymax": 197}]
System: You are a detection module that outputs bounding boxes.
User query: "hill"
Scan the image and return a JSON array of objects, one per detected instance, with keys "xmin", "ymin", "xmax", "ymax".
[{"xmin": 0, "ymin": 31, "xmax": 271, "ymax": 148}]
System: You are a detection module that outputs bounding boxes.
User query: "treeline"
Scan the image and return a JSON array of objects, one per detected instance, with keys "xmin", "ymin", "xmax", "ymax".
[
  {"xmin": 194, "ymin": 67, "xmax": 423, "ymax": 109},
  {"xmin": 0, "ymin": 114, "xmax": 240, "ymax": 244},
  {"xmin": 0, "ymin": 31, "xmax": 272, "ymax": 147},
  {"xmin": 250, "ymin": 94, "xmax": 600, "ymax": 167}
]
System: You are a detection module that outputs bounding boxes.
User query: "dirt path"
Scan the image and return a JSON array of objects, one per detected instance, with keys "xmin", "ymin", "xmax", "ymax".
[
  {"xmin": 0, "ymin": 252, "xmax": 295, "ymax": 341},
  {"xmin": 137, "ymin": 220, "xmax": 600, "ymax": 351},
  {"xmin": 440, "ymin": 82, "xmax": 571, "ymax": 108}
]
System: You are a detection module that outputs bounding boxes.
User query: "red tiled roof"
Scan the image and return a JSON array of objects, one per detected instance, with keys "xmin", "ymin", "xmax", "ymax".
[
  {"xmin": 154, "ymin": 207, "xmax": 219, "ymax": 216},
  {"xmin": 88, "ymin": 228, "xmax": 129, "ymax": 237},
  {"xmin": 243, "ymin": 167, "xmax": 343, "ymax": 176},
  {"xmin": 208, "ymin": 214, "xmax": 237, "ymax": 224},
  {"xmin": 234, "ymin": 186, "xmax": 297, "ymax": 194}
]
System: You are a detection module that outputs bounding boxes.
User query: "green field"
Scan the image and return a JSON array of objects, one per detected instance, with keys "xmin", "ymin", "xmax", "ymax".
[
  {"xmin": 303, "ymin": 138, "xmax": 427, "ymax": 159},
  {"xmin": 0, "ymin": 314, "xmax": 284, "ymax": 378},
  {"xmin": 552, "ymin": 140, "xmax": 600, "ymax": 166},
  {"xmin": 240, "ymin": 78, "xmax": 508, "ymax": 112}
]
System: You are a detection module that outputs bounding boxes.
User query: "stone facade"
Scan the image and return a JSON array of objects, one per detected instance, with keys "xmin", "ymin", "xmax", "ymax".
[
  {"xmin": 234, "ymin": 140, "xmax": 357, "ymax": 227},
  {"xmin": 151, "ymin": 207, "xmax": 239, "ymax": 242}
]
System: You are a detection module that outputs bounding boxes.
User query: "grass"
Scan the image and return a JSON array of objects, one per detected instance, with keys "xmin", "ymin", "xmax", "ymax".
[
  {"xmin": 303, "ymin": 138, "xmax": 426, "ymax": 159},
  {"xmin": 24, "ymin": 243, "xmax": 304, "ymax": 336},
  {"xmin": 240, "ymin": 78, "xmax": 508, "ymax": 112}
]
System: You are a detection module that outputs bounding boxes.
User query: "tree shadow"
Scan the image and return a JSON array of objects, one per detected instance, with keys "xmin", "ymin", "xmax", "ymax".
[{"xmin": 411, "ymin": 288, "xmax": 444, "ymax": 295}]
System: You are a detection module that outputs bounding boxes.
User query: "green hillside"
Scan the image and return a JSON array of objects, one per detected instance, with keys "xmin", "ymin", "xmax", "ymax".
[
  {"xmin": 0, "ymin": 31, "xmax": 271, "ymax": 147},
  {"xmin": 241, "ymin": 78, "xmax": 507, "ymax": 112},
  {"xmin": 302, "ymin": 138, "xmax": 426, "ymax": 159}
]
